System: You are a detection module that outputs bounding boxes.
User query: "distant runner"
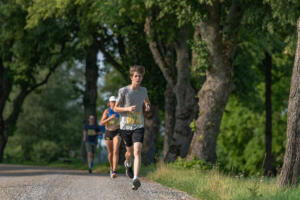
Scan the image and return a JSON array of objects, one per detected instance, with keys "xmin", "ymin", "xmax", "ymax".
[
  {"xmin": 100, "ymin": 96, "xmax": 121, "ymax": 178},
  {"xmin": 114, "ymin": 65, "xmax": 150, "ymax": 190},
  {"xmin": 83, "ymin": 115, "xmax": 102, "ymax": 173}
]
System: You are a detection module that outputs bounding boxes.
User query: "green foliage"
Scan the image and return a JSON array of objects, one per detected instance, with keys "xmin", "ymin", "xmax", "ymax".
[
  {"xmin": 189, "ymin": 119, "xmax": 196, "ymax": 132},
  {"xmin": 190, "ymin": 39, "xmax": 210, "ymax": 76},
  {"xmin": 218, "ymin": 93, "xmax": 288, "ymax": 175},
  {"xmin": 4, "ymin": 67, "xmax": 84, "ymax": 163},
  {"xmin": 97, "ymin": 67, "xmax": 127, "ymax": 113},
  {"xmin": 31, "ymin": 140, "xmax": 60, "ymax": 163},
  {"xmin": 264, "ymin": 0, "xmax": 300, "ymax": 26},
  {"xmin": 172, "ymin": 157, "xmax": 212, "ymax": 170}
]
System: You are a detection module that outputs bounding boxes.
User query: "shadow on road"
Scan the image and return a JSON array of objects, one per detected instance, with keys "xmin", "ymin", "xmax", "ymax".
[{"xmin": 0, "ymin": 164, "xmax": 108, "ymax": 177}]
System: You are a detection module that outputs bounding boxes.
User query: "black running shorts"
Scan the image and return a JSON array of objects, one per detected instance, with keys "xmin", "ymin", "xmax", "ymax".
[
  {"xmin": 120, "ymin": 128, "xmax": 144, "ymax": 147},
  {"xmin": 105, "ymin": 129, "xmax": 120, "ymax": 140}
]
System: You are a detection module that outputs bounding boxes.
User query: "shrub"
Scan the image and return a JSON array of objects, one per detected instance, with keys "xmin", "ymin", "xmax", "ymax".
[{"xmin": 31, "ymin": 140, "xmax": 60, "ymax": 163}]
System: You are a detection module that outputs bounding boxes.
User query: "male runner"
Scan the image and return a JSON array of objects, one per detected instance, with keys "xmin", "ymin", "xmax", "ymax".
[
  {"xmin": 114, "ymin": 65, "xmax": 150, "ymax": 190},
  {"xmin": 83, "ymin": 115, "xmax": 102, "ymax": 173}
]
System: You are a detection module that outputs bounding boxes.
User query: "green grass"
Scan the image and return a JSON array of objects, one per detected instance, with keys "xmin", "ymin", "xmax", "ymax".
[{"xmin": 143, "ymin": 163, "xmax": 300, "ymax": 200}]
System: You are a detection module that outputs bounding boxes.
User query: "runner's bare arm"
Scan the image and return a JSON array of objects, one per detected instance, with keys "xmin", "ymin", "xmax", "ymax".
[
  {"xmin": 99, "ymin": 109, "xmax": 111, "ymax": 126},
  {"xmin": 83, "ymin": 130, "xmax": 86, "ymax": 142},
  {"xmin": 114, "ymin": 101, "xmax": 136, "ymax": 112},
  {"xmin": 144, "ymin": 98, "xmax": 151, "ymax": 112}
]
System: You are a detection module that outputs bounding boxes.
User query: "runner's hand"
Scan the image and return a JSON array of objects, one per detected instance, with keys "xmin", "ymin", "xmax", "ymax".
[
  {"xmin": 110, "ymin": 114, "xmax": 116, "ymax": 119},
  {"xmin": 128, "ymin": 106, "xmax": 136, "ymax": 112},
  {"xmin": 145, "ymin": 104, "xmax": 150, "ymax": 112}
]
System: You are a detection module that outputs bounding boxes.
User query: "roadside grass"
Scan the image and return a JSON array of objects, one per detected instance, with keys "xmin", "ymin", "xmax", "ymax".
[
  {"xmin": 142, "ymin": 162, "xmax": 300, "ymax": 200},
  {"xmin": 4, "ymin": 159, "xmax": 300, "ymax": 200}
]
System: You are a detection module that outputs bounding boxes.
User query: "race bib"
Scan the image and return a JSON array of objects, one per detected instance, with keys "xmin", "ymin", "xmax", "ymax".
[
  {"xmin": 107, "ymin": 118, "xmax": 119, "ymax": 126},
  {"xmin": 87, "ymin": 129, "xmax": 97, "ymax": 136},
  {"xmin": 126, "ymin": 112, "xmax": 142, "ymax": 125}
]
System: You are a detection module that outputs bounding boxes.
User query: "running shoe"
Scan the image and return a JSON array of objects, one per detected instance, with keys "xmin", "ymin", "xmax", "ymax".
[
  {"xmin": 132, "ymin": 178, "xmax": 141, "ymax": 190},
  {"xmin": 124, "ymin": 161, "xmax": 133, "ymax": 178},
  {"xmin": 111, "ymin": 171, "xmax": 117, "ymax": 179},
  {"xmin": 88, "ymin": 168, "xmax": 92, "ymax": 174}
]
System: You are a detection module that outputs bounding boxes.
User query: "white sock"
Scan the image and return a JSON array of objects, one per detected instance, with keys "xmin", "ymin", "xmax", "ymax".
[
  {"xmin": 133, "ymin": 176, "xmax": 138, "ymax": 180},
  {"xmin": 126, "ymin": 160, "xmax": 132, "ymax": 167}
]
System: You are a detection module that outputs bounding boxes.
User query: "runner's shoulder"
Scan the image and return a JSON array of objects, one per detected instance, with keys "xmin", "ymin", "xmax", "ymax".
[
  {"xmin": 118, "ymin": 86, "xmax": 130, "ymax": 94},
  {"xmin": 140, "ymin": 86, "xmax": 148, "ymax": 94},
  {"xmin": 140, "ymin": 86, "xmax": 147, "ymax": 91}
]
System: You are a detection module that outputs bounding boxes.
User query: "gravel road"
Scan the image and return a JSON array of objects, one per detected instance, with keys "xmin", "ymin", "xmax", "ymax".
[{"xmin": 0, "ymin": 164, "xmax": 195, "ymax": 200}]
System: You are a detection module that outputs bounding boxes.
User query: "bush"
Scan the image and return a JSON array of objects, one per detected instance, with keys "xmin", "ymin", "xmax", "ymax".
[
  {"xmin": 4, "ymin": 135, "xmax": 25, "ymax": 163},
  {"xmin": 31, "ymin": 140, "xmax": 60, "ymax": 163}
]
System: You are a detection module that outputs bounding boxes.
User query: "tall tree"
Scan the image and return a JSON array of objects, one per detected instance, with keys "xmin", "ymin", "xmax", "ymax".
[
  {"xmin": 0, "ymin": 0, "xmax": 71, "ymax": 162},
  {"xmin": 188, "ymin": 0, "xmax": 244, "ymax": 163},
  {"xmin": 145, "ymin": 18, "xmax": 197, "ymax": 161},
  {"xmin": 263, "ymin": 0, "xmax": 300, "ymax": 186},
  {"xmin": 264, "ymin": 52, "xmax": 273, "ymax": 175},
  {"xmin": 278, "ymin": 17, "xmax": 300, "ymax": 187},
  {"xmin": 83, "ymin": 43, "xmax": 99, "ymax": 123}
]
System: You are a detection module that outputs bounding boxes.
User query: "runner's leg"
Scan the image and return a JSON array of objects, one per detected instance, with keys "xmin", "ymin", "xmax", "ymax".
[
  {"xmin": 91, "ymin": 152, "xmax": 95, "ymax": 167},
  {"xmin": 133, "ymin": 142, "xmax": 142, "ymax": 178},
  {"xmin": 125, "ymin": 146, "xmax": 133, "ymax": 166},
  {"xmin": 105, "ymin": 140, "xmax": 113, "ymax": 171},
  {"xmin": 112, "ymin": 135, "xmax": 121, "ymax": 172}
]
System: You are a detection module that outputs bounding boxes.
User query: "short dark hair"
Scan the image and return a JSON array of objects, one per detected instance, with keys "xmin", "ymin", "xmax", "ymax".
[{"xmin": 130, "ymin": 65, "xmax": 145, "ymax": 77}]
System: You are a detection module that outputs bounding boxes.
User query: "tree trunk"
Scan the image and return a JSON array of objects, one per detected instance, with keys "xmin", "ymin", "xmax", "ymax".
[
  {"xmin": 164, "ymin": 27, "xmax": 197, "ymax": 162},
  {"xmin": 82, "ymin": 44, "xmax": 99, "ymax": 162},
  {"xmin": 142, "ymin": 105, "xmax": 160, "ymax": 165},
  {"xmin": 187, "ymin": 2, "xmax": 242, "ymax": 163},
  {"xmin": 145, "ymin": 20, "xmax": 197, "ymax": 162},
  {"xmin": 0, "ymin": 119, "xmax": 8, "ymax": 163},
  {"xmin": 278, "ymin": 17, "xmax": 300, "ymax": 187},
  {"xmin": 264, "ymin": 52, "xmax": 273, "ymax": 176},
  {"xmin": 163, "ymin": 84, "xmax": 176, "ymax": 159},
  {"xmin": 0, "ymin": 62, "xmax": 12, "ymax": 162},
  {"xmin": 83, "ymin": 44, "xmax": 99, "ymax": 123},
  {"xmin": 188, "ymin": 61, "xmax": 232, "ymax": 163}
]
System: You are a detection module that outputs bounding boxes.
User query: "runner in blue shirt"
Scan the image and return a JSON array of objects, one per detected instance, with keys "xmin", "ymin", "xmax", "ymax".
[
  {"xmin": 100, "ymin": 96, "xmax": 121, "ymax": 178},
  {"xmin": 83, "ymin": 115, "xmax": 102, "ymax": 173}
]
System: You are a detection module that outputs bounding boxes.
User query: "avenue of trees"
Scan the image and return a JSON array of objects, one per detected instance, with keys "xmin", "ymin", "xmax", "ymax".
[{"xmin": 1, "ymin": 0, "xmax": 300, "ymax": 187}]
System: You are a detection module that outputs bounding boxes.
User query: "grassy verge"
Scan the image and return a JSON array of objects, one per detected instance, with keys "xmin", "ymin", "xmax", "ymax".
[{"xmin": 142, "ymin": 162, "xmax": 300, "ymax": 200}]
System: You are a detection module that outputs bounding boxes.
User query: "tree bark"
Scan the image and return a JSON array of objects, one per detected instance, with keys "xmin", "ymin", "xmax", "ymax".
[
  {"xmin": 142, "ymin": 105, "xmax": 160, "ymax": 165},
  {"xmin": 83, "ymin": 43, "xmax": 99, "ymax": 123},
  {"xmin": 264, "ymin": 52, "xmax": 273, "ymax": 176},
  {"xmin": 0, "ymin": 62, "xmax": 11, "ymax": 162},
  {"xmin": 163, "ymin": 84, "xmax": 176, "ymax": 159},
  {"xmin": 187, "ymin": 2, "xmax": 242, "ymax": 163},
  {"xmin": 145, "ymin": 19, "xmax": 197, "ymax": 162},
  {"xmin": 278, "ymin": 17, "xmax": 300, "ymax": 187},
  {"xmin": 81, "ymin": 43, "xmax": 99, "ymax": 162},
  {"xmin": 164, "ymin": 26, "xmax": 197, "ymax": 162},
  {"xmin": 0, "ymin": 118, "xmax": 8, "ymax": 163}
]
